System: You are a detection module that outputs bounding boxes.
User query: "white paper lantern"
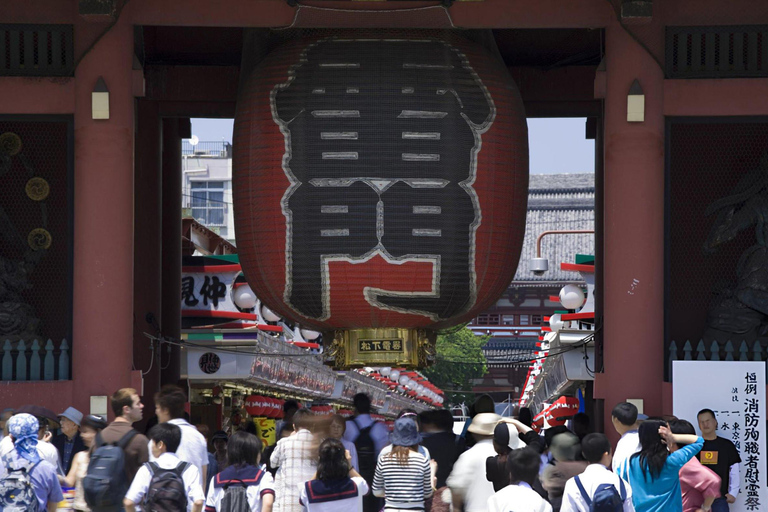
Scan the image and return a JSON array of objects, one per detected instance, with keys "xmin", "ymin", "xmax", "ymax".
[
  {"xmin": 260, "ymin": 304, "xmax": 281, "ymax": 322},
  {"xmin": 379, "ymin": 367, "xmax": 392, "ymax": 377},
  {"xmin": 549, "ymin": 313, "xmax": 565, "ymax": 333},
  {"xmin": 300, "ymin": 328, "xmax": 321, "ymax": 341},
  {"xmin": 399, "ymin": 375, "xmax": 410, "ymax": 386},
  {"xmin": 233, "ymin": 285, "xmax": 258, "ymax": 310},
  {"xmin": 390, "ymin": 370, "xmax": 400, "ymax": 382},
  {"xmin": 559, "ymin": 284, "xmax": 585, "ymax": 310}
]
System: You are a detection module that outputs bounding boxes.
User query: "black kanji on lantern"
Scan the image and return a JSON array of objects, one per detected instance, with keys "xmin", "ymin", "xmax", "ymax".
[{"xmin": 272, "ymin": 38, "xmax": 495, "ymax": 321}]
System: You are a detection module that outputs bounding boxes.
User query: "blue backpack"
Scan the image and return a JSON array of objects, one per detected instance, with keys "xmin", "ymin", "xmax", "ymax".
[
  {"xmin": 574, "ymin": 475, "xmax": 626, "ymax": 512},
  {"xmin": 0, "ymin": 456, "xmax": 40, "ymax": 512}
]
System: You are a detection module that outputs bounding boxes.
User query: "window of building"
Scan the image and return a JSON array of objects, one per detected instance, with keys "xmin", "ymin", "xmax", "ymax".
[
  {"xmin": 519, "ymin": 314, "xmax": 530, "ymax": 325},
  {"xmin": 190, "ymin": 181, "xmax": 226, "ymax": 226},
  {"xmin": 502, "ymin": 315, "xmax": 516, "ymax": 325},
  {"xmin": 476, "ymin": 314, "xmax": 501, "ymax": 325},
  {"xmin": 532, "ymin": 315, "xmax": 543, "ymax": 326}
]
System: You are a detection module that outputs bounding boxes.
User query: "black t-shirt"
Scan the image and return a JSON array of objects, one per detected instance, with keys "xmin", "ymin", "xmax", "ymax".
[{"xmin": 698, "ymin": 436, "xmax": 742, "ymax": 496}]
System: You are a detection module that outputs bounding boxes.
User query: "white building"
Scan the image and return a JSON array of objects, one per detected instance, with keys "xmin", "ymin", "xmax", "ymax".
[{"xmin": 182, "ymin": 141, "xmax": 236, "ymax": 243}]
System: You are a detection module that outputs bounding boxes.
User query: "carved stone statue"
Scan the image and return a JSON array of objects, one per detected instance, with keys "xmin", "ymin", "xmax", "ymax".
[{"xmin": 703, "ymin": 153, "xmax": 768, "ymax": 343}]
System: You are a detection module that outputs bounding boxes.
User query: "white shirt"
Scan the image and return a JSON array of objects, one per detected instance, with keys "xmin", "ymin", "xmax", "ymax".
[
  {"xmin": 298, "ymin": 476, "xmax": 369, "ymax": 512},
  {"xmin": 562, "ymin": 464, "xmax": 634, "ymax": 512},
  {"xmin": 447, "ymin": 438, "xmax": 498, "ymax": 512},
  {"xmin": 612, "ymin": 431, "xmax": 640, "ymax": 482},
  {"xmin": 205, "ymin": 467, "xmax": 275, "ymax": 511},
  {"xmin": 149, "ymin": 419, "xmax": 209, "ymax": 486},
  {"xmin": 0, "ymin": 435, "xmax": 59, "ymax": 470},
  {"xmin": 488, "ymin": 482, "xmax": 553, "ymax": 512},
  {"xmin": 125, "ymin": 452, "xmax": 205, "ymax": 512}
]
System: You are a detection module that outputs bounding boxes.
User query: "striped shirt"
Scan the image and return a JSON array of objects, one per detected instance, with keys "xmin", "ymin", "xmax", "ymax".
[{"xmin": 372, "ymin": 445, "xmax": 433, "ymax": 510}]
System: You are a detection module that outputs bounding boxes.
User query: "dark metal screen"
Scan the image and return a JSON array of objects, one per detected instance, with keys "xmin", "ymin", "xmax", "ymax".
[
  {"xmin": 0, "ymin": 24, "xmax": 74, "ymax": 77},
  {"xmin": 666, "ymin": 26, "xmax": 768, "ymax": 79},
  {"xmin": 0, "ymin": 117, "xmax": 73, "ymax": 380},
  {"xmin": 665, "ymin": 118, "xmax": 768, "ymax": 379}
]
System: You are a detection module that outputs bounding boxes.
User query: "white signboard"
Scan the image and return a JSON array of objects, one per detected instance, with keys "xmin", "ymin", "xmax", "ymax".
[{"xmin": 673, "ymin": 361, "xmax": 766, "ymax": 512}]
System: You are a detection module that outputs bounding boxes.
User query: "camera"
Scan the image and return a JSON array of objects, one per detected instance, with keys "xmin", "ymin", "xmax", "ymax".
[{"xmin": 530, "ymin": 257, "xmax": 549, "ymax": 276}]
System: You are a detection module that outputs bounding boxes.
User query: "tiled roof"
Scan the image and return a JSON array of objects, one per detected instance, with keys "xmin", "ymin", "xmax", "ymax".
[{"xmin": 513, "ymin": 173, "xmax": 595, "ymax": 282}]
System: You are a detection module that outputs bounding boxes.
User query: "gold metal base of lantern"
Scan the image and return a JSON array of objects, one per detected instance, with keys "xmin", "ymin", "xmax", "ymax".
[{"xmin": 324, "ymin": 328, "xmax": 436, "ymax": 369}]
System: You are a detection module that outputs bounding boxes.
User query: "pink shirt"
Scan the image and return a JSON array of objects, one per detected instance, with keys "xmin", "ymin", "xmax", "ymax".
[{"xmin": 679, "ymin": 457, "xmax": 721, "ymax": 512}]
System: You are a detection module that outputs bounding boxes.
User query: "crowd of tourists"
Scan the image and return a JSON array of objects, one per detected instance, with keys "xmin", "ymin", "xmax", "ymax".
[{"xmin": 0, "ymin": 389, "xmax": 739, "ymax": 512}]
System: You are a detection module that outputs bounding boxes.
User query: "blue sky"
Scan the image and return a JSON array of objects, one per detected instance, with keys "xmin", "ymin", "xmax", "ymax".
[{"xmin": 190, "ymin": 117, "xmax": 595, "ymax": 175}]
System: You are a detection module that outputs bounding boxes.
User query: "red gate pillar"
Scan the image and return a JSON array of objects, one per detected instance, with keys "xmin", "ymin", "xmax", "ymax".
[
  {"xmin": 596, "ymin": 20, "xmax": 665, "ymax": 441},
  {"xmin": 133, "ymin": 99, "xmax": 163, "ymax": 425},
  {"xmin": 72, "ymin": 20, "xmax": 135, "ymax": 415},
  {"xmin": 161, "ymin": 118, "xmax": 183, "ymax": 385}
]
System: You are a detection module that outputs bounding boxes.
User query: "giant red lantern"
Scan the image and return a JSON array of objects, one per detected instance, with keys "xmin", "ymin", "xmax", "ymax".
[{"xmin": 234, "ymin": 31, "xmax": 528, "ymax": 368}]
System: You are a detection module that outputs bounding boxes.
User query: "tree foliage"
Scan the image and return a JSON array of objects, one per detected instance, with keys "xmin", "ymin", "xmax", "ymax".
[{"xmin": 422, "ymin": 327, "xmax": 488, "ymax": 405}]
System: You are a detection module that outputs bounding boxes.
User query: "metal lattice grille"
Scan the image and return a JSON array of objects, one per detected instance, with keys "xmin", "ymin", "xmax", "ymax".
[
  {"xmin": 0, "ymin": 117, "xmax": 72, "ymax": 380},
  {"xmin": 0, "ymin": 24, "xmax": 74, "ymax": 77},
  {"xmin": 666, "ymin": 118, "xmax": 768, "ymax": 379},
  {"xmin": 666, "ymin": 26, "xmax": 768, "ymax": 79}
]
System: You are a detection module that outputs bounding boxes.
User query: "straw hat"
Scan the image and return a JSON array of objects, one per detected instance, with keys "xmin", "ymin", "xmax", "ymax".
[{"xmin": 467, "ymin": 413, "xmax": 502, "ymax": 436}]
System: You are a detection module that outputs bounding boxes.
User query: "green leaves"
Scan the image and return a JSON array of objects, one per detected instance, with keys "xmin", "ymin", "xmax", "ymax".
[{"xmin": 422, "ymin": 327, "xmax": 488, "ymax": 405}]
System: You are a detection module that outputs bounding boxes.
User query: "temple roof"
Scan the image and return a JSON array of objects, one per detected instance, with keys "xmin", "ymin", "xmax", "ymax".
[{"xmin": 513, "ymin": 173, "xmax": 595, "ymax": 282}]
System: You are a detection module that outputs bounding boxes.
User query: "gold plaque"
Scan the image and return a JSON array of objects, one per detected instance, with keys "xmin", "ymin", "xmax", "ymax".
[
  {"xmin": 25, "ymin": 177, "xmax": 50, "ymax": 201},
  {"xmin": 324, "ymin": 327, "xmax": 436, "ymax": 369}
]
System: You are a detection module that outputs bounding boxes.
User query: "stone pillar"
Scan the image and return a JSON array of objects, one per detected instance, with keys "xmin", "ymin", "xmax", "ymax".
[
  {"xmin": 595, "ymin": 19, "xmax": 665, "ymax": 441},
  {"xmin": 71, "ymin": 20, "xmax": 135, "ymax": 415}
]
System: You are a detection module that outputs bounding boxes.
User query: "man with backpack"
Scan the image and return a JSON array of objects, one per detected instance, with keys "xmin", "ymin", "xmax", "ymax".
[
  {"xmin": 85, "ymin": 387, "xmax": 149, "ymax": 511},
  {"xmin": 124, "ymin": 423, "xmax": 204, "ymax": 512},
  {"xmin": 152, "ymin": 385, "xmax": 209, "ymax": 489},
  {"xmin": 561, "ymin": 433, "xmax": 634, "ymax": 512},
  {"xmin": 343, "ymin": 393, "xmax": 389, "ymax": 512},
  {"xmin": 0, "ymin": 413, "xmax": 63, "ymax": 512}
]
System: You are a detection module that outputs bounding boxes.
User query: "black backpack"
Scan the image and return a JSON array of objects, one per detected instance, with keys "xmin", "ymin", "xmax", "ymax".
[
  {"xmin": 83, "ymin": 429, "xmax": 138, "ymax": 509},
  {"xmin": 143, "ymin": 461, "xmax": 190, "ymax": 512},
  {"xmin": 353, "ymin": 418, "xmax": 378, "ymax": 482},
  {"xmin": 574, "ymin": 475, "xmax": 626, "ymax": 512},
  {"xmin": 220, "ymin": 481, "xmax": 251, "ymax": 512}
]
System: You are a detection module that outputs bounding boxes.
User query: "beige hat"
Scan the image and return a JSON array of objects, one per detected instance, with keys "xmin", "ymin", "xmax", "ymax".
[{"xmin": 468, "ymin": 413, "xmax": 502, "ymax": 436}]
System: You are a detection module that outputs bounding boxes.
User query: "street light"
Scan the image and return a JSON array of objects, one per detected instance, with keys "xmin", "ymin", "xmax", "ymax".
[{"xmin": 530, "ymin": 229, "xmax": 595, "ymax": 276}]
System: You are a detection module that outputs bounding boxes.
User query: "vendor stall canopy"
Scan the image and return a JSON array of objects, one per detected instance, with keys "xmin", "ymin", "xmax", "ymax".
[{"xmin": 233, "ymin": 29, "xmax": 529, "ymax": 367}]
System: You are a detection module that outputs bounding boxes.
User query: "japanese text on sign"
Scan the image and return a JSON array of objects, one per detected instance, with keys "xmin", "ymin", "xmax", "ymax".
[
  {"xmin": 673, "ymin": 361, "xmax": 766, "ymax": 512},
  {"xmin": 358, "ymin": 339, "xmax": 404, "ymax": 353}
]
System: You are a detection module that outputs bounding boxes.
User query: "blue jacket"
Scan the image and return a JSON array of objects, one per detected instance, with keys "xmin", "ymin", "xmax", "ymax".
[{"xmin": 627, "ymin": 436, "xmax": 704, "ymax": 512}]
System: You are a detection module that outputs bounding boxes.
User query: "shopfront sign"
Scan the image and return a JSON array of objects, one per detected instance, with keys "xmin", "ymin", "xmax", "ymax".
[{"xmin": 673, "ymin": 361, "xmax": 766, "ymax": 512}]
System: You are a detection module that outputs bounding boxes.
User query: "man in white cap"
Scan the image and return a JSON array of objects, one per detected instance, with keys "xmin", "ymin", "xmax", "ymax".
[
  {"xmin": 52, "ymin": 406, "xmax": 86, "ymax": 475},
  {"xmin": 448, "ymin": 412, "xmax": 501, "ymax": 512}
]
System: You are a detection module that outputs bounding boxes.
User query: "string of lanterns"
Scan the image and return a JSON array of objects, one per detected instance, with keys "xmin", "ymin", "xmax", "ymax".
[{"xmin": 371, "ymin": 367, "xmax": 444, "ymax": 406}]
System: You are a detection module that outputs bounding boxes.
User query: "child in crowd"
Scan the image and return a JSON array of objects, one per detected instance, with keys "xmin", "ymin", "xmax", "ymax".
[
  {"xmin": 205, "ymin": 431, "xmax": 275, "ymax": 512},
  {"xmin": 299, "ymin": 438, "xmax": 368, "ymax": 512},
  {"xmin": 124, "ymin": 423, "xmax": 205, "ymax": 512}
]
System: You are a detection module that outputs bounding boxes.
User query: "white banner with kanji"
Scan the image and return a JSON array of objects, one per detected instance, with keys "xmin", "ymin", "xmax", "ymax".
[{"xmin": 673, "ymin": 361, "xmax": 766, "ymax": 512}]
